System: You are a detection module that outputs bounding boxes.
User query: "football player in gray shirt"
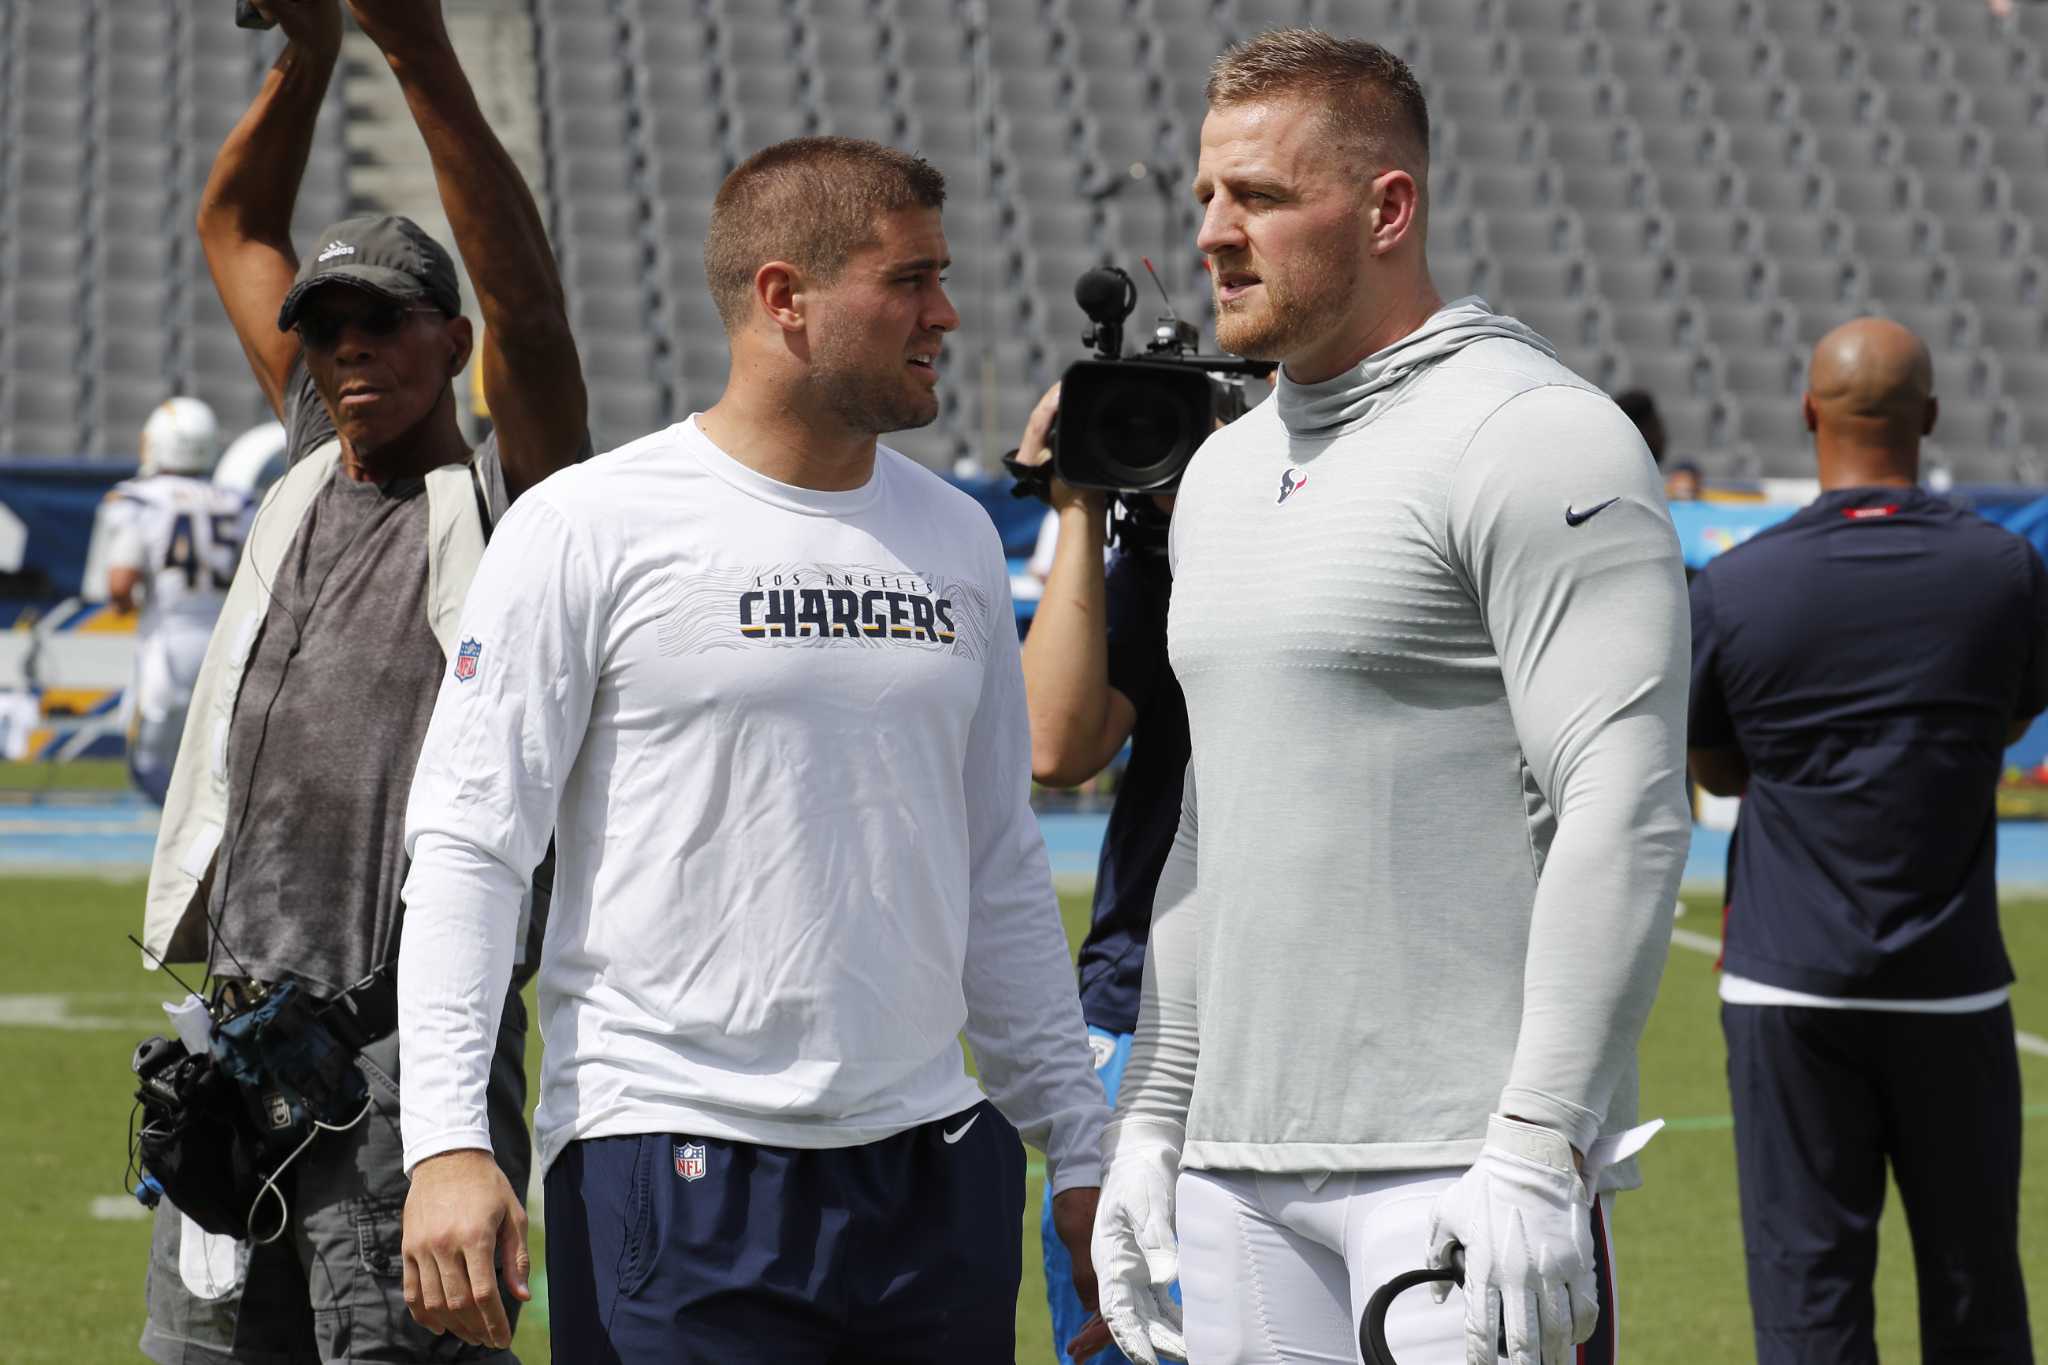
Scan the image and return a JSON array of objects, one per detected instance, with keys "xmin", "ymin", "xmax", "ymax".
[{"xmin": 1089, "ymin": 31, "xmax": 1691, "ymax": 1365}]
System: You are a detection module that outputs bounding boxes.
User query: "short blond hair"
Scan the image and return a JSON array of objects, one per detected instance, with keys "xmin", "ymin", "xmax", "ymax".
[
  {"xmin": 1206, "ymin": 28, "xmax": 1430, "ymax": 170},
  {"xmin": 703, "ymin": 136, "xmax": 947, "ymax": 331}
]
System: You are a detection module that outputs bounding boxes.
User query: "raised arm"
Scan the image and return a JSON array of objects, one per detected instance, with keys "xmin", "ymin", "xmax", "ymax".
[
  {"xmin": 195, "ymin": 0, "xmax": 342, "ymax": 416},
  {"xmin": 348, "ymin": 0, "xmax": 587, "ymax": 496},
  {"xmin": 1013, "ymin": 385, "xmax": 1141, "ymax": 786}
]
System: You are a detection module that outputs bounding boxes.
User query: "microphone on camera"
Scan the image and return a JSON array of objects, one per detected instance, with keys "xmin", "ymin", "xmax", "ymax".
[{"xmin": 1074, "ymin": 268, "xmax": 1136, "ymax": 326}]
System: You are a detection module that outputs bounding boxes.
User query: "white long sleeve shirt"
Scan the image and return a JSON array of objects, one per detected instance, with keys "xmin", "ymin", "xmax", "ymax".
[
  {"xmin": 1115, "ymin": 301, "xmax": 1691, "ymax": 1190},
  {"xmin": 398, "ymin": 418, "xmax": 1107, "ymax": 1190}
]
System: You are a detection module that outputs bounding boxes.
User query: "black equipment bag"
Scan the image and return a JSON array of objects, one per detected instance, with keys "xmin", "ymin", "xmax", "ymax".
[{"xmin": 133, "ymin": 1037, "xmax": 268, "ymax": 1238}]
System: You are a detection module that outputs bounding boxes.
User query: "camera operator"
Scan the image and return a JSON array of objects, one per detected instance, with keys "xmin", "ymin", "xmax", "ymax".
[
  {"xmin": 134, "ymin": 0, "xmax": 586, "ymax": 1359},
  {"xmin": 1013, "ymin": 381, "xmax": 1191, "ymax": 1365}
]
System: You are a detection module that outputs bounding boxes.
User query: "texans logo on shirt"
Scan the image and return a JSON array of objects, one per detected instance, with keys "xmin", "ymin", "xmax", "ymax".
[{"xmin": 1278, "ymin": 467, "xmax": 1309, "ymax": 504}]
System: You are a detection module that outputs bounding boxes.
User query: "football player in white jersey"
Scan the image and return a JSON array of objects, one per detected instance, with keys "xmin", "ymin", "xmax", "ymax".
[{"xmin": 103, "ymin": 398, "xmax": 253, "ymax": 803}]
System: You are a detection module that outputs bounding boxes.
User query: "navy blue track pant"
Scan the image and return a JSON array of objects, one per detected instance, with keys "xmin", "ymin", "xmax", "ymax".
[
  {"xmin": 1723, "ymin": 1003, "xmax": 2032, "ymax": 1364},
  {"xmin": 544, "ymin": 1100, "xmax": 1024, "ymax": 1363}
]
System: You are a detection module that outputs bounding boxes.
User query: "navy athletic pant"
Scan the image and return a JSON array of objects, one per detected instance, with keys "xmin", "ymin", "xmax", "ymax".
[
  {"xmin": 544, "ymin": 1100, "xmax": 1024, "ymax": 1363},
  {"xmin": 1723, "ymin": 1003, "xmax": 2032, "ymax": 1364}
]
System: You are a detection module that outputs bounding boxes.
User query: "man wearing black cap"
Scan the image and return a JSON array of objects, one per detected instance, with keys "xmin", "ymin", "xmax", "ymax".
[{"xmin": 135, "ymin": 0, "xmax": 585, "ymax": 1360}]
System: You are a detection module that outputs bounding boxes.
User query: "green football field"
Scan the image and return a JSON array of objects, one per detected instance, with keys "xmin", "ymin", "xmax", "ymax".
[{"xmin": 3, "ymin": 875, "xmax": 2043, "ymax": 1363}]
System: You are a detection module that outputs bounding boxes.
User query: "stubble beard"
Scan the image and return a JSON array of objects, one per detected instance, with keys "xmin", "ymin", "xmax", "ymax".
[
  {"xmin": 1211, "ymin": 246, "xmax": 1359, "ymax": 365},
  {"xmin": 813, "ymin": 333, "xmax": 940, "ymax": 435}
]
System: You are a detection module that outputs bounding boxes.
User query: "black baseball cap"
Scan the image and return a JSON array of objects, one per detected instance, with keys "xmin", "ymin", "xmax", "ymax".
[{"xmin": 277, "ymin": 214, "xmax": 462, "ymax": 332}]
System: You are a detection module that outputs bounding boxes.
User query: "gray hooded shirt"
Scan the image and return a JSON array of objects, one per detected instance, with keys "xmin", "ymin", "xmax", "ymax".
[{"xmin": 1115, "ymin": 299, "xmax": 1691, "ymax": 1188}]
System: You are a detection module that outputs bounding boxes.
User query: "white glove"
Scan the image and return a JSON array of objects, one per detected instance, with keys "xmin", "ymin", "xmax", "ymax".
[
  {"xmin": 1426, "ymin": 1114, "xmax": 1597, "ymax": 1365},
  {"xmin": 1090, "ymin": 1115, "xmax": 1187, "ymax": 1365}
]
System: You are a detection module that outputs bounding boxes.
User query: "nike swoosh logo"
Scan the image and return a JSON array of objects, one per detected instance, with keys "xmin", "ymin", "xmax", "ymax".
[
  {"xmin": 1565, "ymin": 497, "xmax": 1621, "ymax": 527},
  {"xmin": 942, "ymin": 1114, "xmax": 979, "ymax": 1144}
]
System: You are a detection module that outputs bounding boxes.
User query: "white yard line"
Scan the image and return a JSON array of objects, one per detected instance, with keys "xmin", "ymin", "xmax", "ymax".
[
  {"xmin": 89, "ymin": 1196, "xmax": 150, "ymax": 1221},
  {"xmin": 0, "ymin": 993, "xmax": 153, "ymax": 1031},
  {"xmin": 1669, "ymin": 927, "xmax": 1724, "ymax": 958}
]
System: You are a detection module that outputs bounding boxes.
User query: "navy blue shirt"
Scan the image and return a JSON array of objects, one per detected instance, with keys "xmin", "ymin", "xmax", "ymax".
[
  {"xmin": 1075, "ymin": 546, "xmax": 1189, "ymax": 1034},
  {"xmin": 1689, "ymin": 486, "xmax": 2048, "ymax": 998}
]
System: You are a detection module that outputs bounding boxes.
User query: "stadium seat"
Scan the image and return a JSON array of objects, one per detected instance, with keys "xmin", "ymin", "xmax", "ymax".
[
  {"xmin": 1807, "ymin": 123, "xmax": 1900, "ymax": 171},
  {"xmin": 1526, "ymin": 81, "xmax": 1622, "ymax": 122},
  {"xmin": 1580, "ymin": 0, "xmax": 1684, "ymax": 36},
  {"xmin": 1847, "ymin": 214, "xmax": 1949, "ymax": 260},
  {"xmin": 1608, "ymin": 300, "xmax": 1693, "ymax": 350},
  {"xmin": 1789, "ymin": 82, "xmax": 1888, "ymax": 128},
  {"xmin": 1895, "ymin": 303, "xmax": 1982, "ymax": 355},
  {"xmin": 1753, "ymin": 213, "xmax": 1843, "ymax": 261},
  {"xmin": 1655, "ymin": 394, "xmax": 1737, "ymax": 455},
  {"xmin": 1929, "ymin": 398, "xmax": 2022, "ymax": 453},
  {"xmin": 1594, "ymin": 254, "xmax": 1681, "ymax": 303},
  {"xmin": 1739, "ymin": 167, "xmax": 1830, "ymax": 215},
  {"xmin": 1882, "ymin": 84, "xmax": 1972, "ymax": 131},
  {"xmin": 1862, "ymin": 257, "xmax": 1954, "ymax": 307},
  {"xmin": 96, "ymin": 331, "xmax": 175, "ymax": 383},
  {"xmin": 1979, "ymin": 308, "xmax": 2048, "ymax": 355},
  {"xmin": 1547, "ymin": 122, "xmax": 1637, "ymax": 167},
  {"xmin": 1628, "ymin": 349, "xmax": 1714, "ymax": 400},
  {"xmin": 1717, "ymin": 347, "xmax": 1807, "ymax": 398},
  {"xmin": 1552, "ymin": 163, "xmax": 1651, "ymax": 215},
  {"xmin": 1616, "ymin": 78, "xmax": 1714, "ymax": 123},
  {"xmin": 1581, "ymin": 210, "xmax": 1665, "ymax": 259},
  {"xmin": 1696, "ymin": 298, "xmax": 1801, "ymax": 350},
  {"xmin": 1654, "ymin": 165, "xmax": 1743, "ymax": 217},
  {"xmin": 1639, "ymin": 123, "xmax": 1724, "ymax": 170},
  {"xmin": 1605, "ymin": 32, "xmax": 1695, "ymax": 82},
  {"xmin": 1681, "ymin": 257, "xmax": 1775, "ymax": 305},
  {"xmin": 1410, "ymin": 0, "xmax": 1504, "ymax": 34},
  {"xmin": 1691, "ymin": 35, "xmax": 1780, "ymax": 84},
  {"xmin": 1776, "ymin": 257, "xmax": 1865, "ymax": 307},
  {"xmin": 1969, "ymin": 86, "xmax": 2048, "ymax": 131},
  {"xmin": 1516, "ymin": 299, "xmax": 1607, "ymax": 350},
  {"xmin": 1954, "ymin": 258, "xmax": 2046, "ymax": 310}
]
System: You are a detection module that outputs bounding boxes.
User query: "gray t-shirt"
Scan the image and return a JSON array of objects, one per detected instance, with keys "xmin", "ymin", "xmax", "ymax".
[{"xmin": 207, "ymin": 364, "xmax": 507, "ymax": 994}]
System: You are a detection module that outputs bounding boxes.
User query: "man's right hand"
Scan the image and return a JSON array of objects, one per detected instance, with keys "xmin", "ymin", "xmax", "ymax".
[
  {"xmin": 1012, "ymin": 383, "xmax": 1103, "ymax": 516},
  {"xmin": 250, "ymin": 0, "xmax": 342, "ymax": 64},
  {"xmin": 401, "ymin": 1148, "xmax": 530, "ymax": 1350}
]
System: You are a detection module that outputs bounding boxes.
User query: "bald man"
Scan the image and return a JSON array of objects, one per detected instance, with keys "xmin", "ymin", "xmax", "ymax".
[{"xmin": 1689, "ymin": 318, "xmax": 2042, "ymax": 1363}]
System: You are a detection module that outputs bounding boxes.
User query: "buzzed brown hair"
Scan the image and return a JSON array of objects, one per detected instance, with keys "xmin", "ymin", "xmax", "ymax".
[
  {"xmin": 703, "ymin": 136, "xmax": 947, "ymax": 331},
  {"xmin": 1206, "ymin": 28, "xmax": 1430, "ymax": 171}
]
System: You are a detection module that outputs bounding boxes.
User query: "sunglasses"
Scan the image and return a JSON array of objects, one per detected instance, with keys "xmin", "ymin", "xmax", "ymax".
[{"xmin": 295, "ymin": 300, "xmax": 444, "ymax": 350}]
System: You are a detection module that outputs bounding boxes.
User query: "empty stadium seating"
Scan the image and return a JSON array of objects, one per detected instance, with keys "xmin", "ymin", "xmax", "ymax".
[
  {"xmin": 0, "ymin": 1, "xmax": 349, "ymax": 460},
  {"xmin": 5, "ymin": 0, "xmax": 2048, "ymax": 481}
]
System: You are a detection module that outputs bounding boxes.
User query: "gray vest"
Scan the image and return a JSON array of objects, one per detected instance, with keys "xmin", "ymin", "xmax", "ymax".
[{"xmin": 141, "ymin": 442, "xmax": 489, "ymax": 964}]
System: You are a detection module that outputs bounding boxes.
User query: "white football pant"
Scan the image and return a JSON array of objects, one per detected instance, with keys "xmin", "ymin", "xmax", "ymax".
[{"xmin": 1176, "ymin": 1167, "xmax": 1618, "ymax": 1365}]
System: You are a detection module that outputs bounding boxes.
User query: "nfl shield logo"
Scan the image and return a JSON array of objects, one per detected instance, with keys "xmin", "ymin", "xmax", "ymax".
[
  {"xmin": 454, "ymin": 638, "xmax": 481, "ymax": 683},
  {"xmin": 674, "ymin": 1143, "xmax": 706, "ymax": 1181}
]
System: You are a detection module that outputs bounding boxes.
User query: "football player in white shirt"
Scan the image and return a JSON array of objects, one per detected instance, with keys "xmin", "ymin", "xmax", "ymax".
[
  {"xmin": 396, "ymin": 136, "xmax": 1110, "ymax": 1361},
  {"xmin": 103, "ymin": 398, "xmax": 252, "ymax": 803}
]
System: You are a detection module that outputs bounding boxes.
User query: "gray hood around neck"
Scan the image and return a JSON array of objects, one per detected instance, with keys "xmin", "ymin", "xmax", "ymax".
[{"xmin": 1273, "ymin": 296, "xmax": 1556, "ymax": 441}]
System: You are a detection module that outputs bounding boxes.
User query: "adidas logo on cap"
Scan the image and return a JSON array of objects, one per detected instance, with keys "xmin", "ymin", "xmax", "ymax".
[{"xmin": 316, "ymin": 241, "xmax": 356, "ymax": 263}]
